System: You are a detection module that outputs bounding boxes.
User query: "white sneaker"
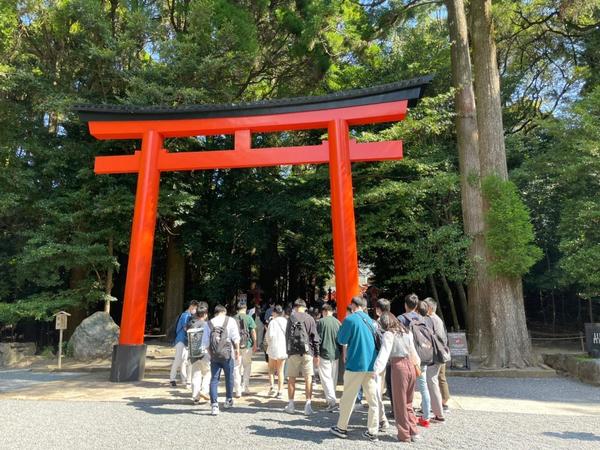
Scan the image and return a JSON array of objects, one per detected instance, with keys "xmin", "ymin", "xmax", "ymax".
[
  {"xmin": 224, "ymin": 398, "xmax": 234, "ymax": 409},
  {"xmin": 211, "ymin": 404, "xmax": 219, "ymax": 416},
  {"xmin": 304, "ymin": 403, "xmax": 314, "ymax": 416},
  {"xmin": 284, "ymin": 402, "xmax": 295, "ymax": 414}
]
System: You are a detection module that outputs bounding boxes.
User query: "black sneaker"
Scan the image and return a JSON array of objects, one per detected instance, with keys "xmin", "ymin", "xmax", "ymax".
[
  {"xmin": 362, "ymin": 431, "xmax": 379, "ymax": 442},
  {"xmin": 330, "ymin": 426, "xmax": 348, "ymax": 439},
  {"xmin": 432, "ymin": 416, "xmax": 446, "ymax": 423},
  {"xmin": 169, "ymin": 381, "xmax": 176, "ymax": 387}
]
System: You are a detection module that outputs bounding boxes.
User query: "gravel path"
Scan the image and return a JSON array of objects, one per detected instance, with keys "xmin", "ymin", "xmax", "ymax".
[{"xmin": 0, "ymin": 375, "xmax": 598, "ymax": 449}]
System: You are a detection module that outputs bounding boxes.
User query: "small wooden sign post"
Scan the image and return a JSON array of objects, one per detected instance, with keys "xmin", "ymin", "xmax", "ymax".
[{"xmin": 54, "ymin": 311, "xmax": 71, "ymax": 369}]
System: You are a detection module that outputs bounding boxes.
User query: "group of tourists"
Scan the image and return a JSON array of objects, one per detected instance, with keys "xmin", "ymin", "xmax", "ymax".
[{"xmin": 168, "ymin": 292, "xmax": 451, "ymax": 443}]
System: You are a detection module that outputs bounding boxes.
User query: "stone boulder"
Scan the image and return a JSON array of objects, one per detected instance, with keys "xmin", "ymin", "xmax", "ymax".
[
  {"xmin": 0, "ymin": 342, "xmax": 36, "ymax": 367},
  {"xmin": 70, "ymin": 312, "xmax": 119, "ymax": 361}
]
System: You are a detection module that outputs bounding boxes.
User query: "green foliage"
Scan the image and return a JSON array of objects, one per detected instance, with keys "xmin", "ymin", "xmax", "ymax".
[
  {"xmin": 482, "ymin": 175, "xmax": 542, "ymax": 278},
  {"xmin": 1, "ymin": 0, "xmax": 599, "ymax": 329}
]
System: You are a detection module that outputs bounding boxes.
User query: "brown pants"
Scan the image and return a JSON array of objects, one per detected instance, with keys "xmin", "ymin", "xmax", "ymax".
[
  {"xmin": 439, "ymin": 363, "xmax": 450, "ymax": 404},
  {"xmin": 390, "ymin": 357, "xmax": 418, "ymax": 442}
]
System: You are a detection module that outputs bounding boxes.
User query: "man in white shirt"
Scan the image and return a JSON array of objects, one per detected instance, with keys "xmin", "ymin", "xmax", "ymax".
[{"xmin": 202, "ymin": 304, "xmax": 241, "ymax": 416}]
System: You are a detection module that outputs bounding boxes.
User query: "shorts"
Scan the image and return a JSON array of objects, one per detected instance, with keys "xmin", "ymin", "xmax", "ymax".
[{"xmin": 287, "ymin": 354, "xmax": 314, "ymax": 378}]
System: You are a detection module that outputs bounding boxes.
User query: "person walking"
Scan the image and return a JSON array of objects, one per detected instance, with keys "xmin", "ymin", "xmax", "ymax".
[
  {"xmin": 265, "ymin": 305, "xmax": 287, "ymax": 398},
  {"xmin": 425, "ymin": 298, "xmax": 449, "ymax": 423},
  {"xmin": 233, "ymin": 300, "xmax": 257, "ymax": 397},
  {"xmin": 284, "ymin": 298, "xmax": 320, "ymax": 416},
  {"xmin": 423, "ymin": 298, "xmax": 451, "ymax": 412},
  {"xmin": 373, "ymin": 311, "xmax": 421, "ymax": 443},
  {"xmin": 317, "ymin": 303, "xmax": 341, "ymax": 411},
  {"xmin": 330, "ymin": 296, "xmax": 380, "ymax": 442},
  {"xmin": 187, "ymin": 303, "xmax": 210, "ymax": 404},
  {"xmin": 202, "ymin": 304, "xmax": 241, "ymax": 416},
  {"xmin": 399, "ymin": 293, "xmax": 432, "ymax": 428},
  {"xmin": 169, "ymin": 300, "xmax": 198, "ymax": 387},
  {"xmin": 373, "ymin": 299, "xmax": 391, "ymax": 431}
]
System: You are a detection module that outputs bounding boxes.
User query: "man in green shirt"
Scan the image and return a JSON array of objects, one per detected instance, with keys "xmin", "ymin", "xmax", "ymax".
[
  {"xmin": 233, "ymin": 300, "xmax": 257, "ymax": 397},
  {"xmin": 317, "ymin": 303, "xmax": 341, "ymax": 411}
]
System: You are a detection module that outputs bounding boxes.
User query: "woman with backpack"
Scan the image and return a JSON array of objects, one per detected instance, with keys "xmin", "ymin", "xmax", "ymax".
[
  {"xmin": 265, "ymin": 305, "xmax": 288, "ymax": 398},
  {"xmin": 373, "ymin": 311, "xmax": 422, "ymax": 443}
]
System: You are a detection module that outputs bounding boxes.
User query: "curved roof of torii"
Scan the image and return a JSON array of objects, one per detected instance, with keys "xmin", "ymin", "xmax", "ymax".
[{"xmin": 74, "ymin": 75, "xmax": 433, "ymax": 122}]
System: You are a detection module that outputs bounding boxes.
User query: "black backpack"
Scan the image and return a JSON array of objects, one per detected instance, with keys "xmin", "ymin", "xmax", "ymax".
[
  {"xmin": 287, "ymin": 314, "xmax": 309, "ymax": 355},
  {"xmin": 405, "ymin": 315, "xmax": 435, "ymax": 366},
  {"xmin": 238, "ymin": 315, "xmax": 251, "ymax": 349},
  {"xmin": 208, "ymin": 317, "xmax": 232, "ymax": 361},
  {"xmin": 430, "ymin": 318, "xmax": 451, "ymax": 364},
  {"xmin": 187, "ymin": 321, "xmax": 207, "ymax": 362}
]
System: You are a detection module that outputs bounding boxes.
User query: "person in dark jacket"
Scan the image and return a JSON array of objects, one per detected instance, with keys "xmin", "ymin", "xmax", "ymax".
[{"xmin": 284, "ymin": 298, "xmax": 321, "ymax": 416}]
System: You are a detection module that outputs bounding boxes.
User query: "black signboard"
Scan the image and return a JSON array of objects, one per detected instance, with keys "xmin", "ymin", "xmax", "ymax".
[
  {"xmin": 584, "ymin": 323, "xmax": 600, "ymax": 358},
  {"xmin": 447, "ymin": 332, "xmax": 469, "ymax": 369}
]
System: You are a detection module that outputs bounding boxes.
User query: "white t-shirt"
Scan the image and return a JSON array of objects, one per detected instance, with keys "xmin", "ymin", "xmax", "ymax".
[
  {"xmin": 266, "ymin": 316, "xmax": 288, "ymax": 360},
  {"xmin": 373, "ymin": 330, "xmax": 420, "ymax": 374},
  {"xmin": 201, "ymin": 314, "xmax": 241, "ymax": 350}
]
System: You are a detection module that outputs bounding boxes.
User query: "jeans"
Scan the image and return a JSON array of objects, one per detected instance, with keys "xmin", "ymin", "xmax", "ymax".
[
  {"xmin": 416, "ymin": 364, "xmax": 431, "ymax": 420},
  {"xmin": 209, "ymin": 358, "xmax": 234, "ymax": 405}
]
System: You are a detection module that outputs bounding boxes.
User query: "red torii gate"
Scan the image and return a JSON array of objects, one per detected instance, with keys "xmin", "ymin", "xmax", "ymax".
[{"xmin": 76, "ymin": 76, "xmax": 431, "ymax": 381}]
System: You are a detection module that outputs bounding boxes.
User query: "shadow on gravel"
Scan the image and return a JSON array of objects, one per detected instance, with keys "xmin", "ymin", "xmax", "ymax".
[
  {"xmin": 543, "ymin": 431, "xmax": 600, "ymax": 442},
  {"xmin": 247, "ymin": 424, "xmax": 336, "ymax": 444},
  {"xmin": 124, "ymin": 396, "xmax": 208, "ymax": 415}
]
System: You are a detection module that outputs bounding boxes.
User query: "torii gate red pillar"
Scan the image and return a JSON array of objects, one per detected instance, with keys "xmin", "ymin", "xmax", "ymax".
[
  {"xmin": 328, "ymin": 119, "xmax": 360, "ymax": 313},
  {"xmin": 76, "ymin": 76, "xmax": 431, "ymax": 381},
  {"xmin": 120, "ymin": 130, "xmax": 162, "ymax": 345}
]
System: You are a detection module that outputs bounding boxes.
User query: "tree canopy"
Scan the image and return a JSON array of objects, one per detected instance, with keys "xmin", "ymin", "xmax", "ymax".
[{"xmin": 1, "ymin": 0, "xmax": 598, "ymax": 342}]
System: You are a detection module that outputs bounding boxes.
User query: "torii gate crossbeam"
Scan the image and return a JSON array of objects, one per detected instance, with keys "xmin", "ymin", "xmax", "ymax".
[{"xmin": 75, "ymin": 76, "xmax": 431, "ymax": 381}]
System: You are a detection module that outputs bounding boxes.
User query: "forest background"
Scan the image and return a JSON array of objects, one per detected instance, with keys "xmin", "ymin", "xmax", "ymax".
[{"xmin": 0, "ymin": 0, "xmax": 598, "ymax": 367}]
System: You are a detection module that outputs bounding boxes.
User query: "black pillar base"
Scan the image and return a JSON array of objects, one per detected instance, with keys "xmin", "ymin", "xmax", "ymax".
[{"xmin": 110, "ymin": 344, "xmax": 147, "ymax": 382}]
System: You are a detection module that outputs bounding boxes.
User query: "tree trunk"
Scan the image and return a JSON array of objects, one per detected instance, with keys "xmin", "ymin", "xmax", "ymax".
[
  {"xmin": 162, "ymin": 232, "xmax": 186, "ymax": 333},
  {"xmin": 104, "ymin": 236, "xmax": 114, "ymax": 314},
  {"xmin": 446, "ymin": 0, "xmax": 487, "ymax": 350},
  {"xmin": 455, "ymin": 281, "xmax": 469, "ymax": 329},
  {"xmin": 471, "ymin": 0, "xmax": 533, "ymax": 368},
  {"xmin": 440, "ymin": 275, "xmax": 460, "ymax": 331},
  {"xmin": 428, "ymin": 274, "xmax": 445, "ymax": 322},
  {"xmin": 589, "ymin": 297, "xmax": 594, "ymax": 323},
  {"xmin": 66, "ymin": 267, "xmax": 87, "ymax": 340}
]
